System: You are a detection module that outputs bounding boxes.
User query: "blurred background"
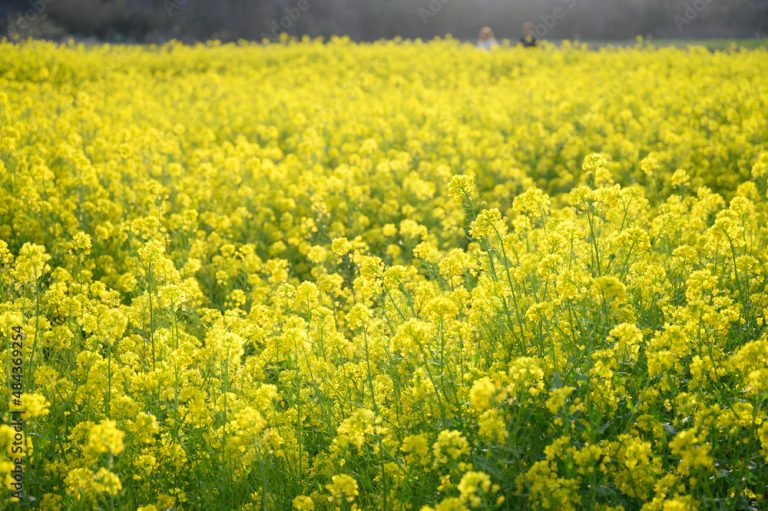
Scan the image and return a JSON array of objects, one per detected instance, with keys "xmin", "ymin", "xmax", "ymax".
[{"xmin": 2, "ymin": 0, "xmax": 767, "ymax": 43}]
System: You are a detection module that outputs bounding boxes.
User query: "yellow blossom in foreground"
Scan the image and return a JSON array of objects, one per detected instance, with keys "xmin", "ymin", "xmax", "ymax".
[{"xmin": 0, "ymin": 39, "xmax": 766, "ymax": 511}]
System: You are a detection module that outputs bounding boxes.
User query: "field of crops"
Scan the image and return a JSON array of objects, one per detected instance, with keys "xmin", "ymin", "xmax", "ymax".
[{"xmin": 1, "ymin": 39, "xmax": 767, "ymax": 510}]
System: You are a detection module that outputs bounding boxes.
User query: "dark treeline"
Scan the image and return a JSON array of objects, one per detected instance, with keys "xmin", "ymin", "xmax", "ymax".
[{"xmin": 2, "ymin": 0, "xmax": 767, "ymax": 42}]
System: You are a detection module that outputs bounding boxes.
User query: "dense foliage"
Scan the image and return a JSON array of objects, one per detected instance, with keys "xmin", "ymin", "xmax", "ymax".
[
  {"xmin": 3, "ymin": 0, "xmax": 768, "ymax": 42},
  {"xmin": 1, "ymin": 40, "xmax": 767, "ymax": 510}
]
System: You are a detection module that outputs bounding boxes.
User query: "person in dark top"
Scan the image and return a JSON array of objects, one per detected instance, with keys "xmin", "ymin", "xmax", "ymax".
[{"xmin": 520, "ymin": 22, "xmax": 537, "ymax": 47}]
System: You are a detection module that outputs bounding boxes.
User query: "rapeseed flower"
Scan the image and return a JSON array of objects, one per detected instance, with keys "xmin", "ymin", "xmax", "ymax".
[{"xmin": 0, "ymin": 39, "xmax": 766, "ymax": 510}]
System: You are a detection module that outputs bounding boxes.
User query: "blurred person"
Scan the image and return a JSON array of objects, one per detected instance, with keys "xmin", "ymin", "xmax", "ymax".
[
  {"xmin": 520, "ymin": 22, "xmax": 537, "ymax": 47},
  {"xmin": 476, "ymin": 26, "xmax": 497, "ymax": 50}
]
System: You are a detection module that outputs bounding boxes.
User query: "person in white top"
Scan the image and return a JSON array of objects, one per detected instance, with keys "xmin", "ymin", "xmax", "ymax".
[{"xmin": 476, "ymin": 26, "xmax": 498, "ymax": 50}]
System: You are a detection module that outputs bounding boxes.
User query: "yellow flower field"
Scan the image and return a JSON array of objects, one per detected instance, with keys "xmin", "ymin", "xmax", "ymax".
[{"xmin": 1, "ymin": 39, "xmax": 767, "ymax": 510}]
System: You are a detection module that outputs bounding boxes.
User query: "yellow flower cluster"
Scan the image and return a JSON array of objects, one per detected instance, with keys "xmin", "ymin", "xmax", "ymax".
[{"xmin": 0, "ymin": 38, "xmax": 767, "ymax": 510}]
